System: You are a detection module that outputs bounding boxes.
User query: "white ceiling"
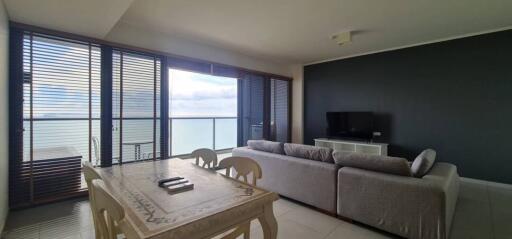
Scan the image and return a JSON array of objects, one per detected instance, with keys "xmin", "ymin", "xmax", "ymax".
[
  {"xmin": 4, "ymin": 0, "xmax": 512, "ymax": 64},
  {"xmin": 3, "ymin": 0, "xmax": 136, "ymax": 38}
]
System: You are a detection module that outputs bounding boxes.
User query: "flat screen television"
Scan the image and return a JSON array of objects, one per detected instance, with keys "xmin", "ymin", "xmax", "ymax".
[{"xmin": 326, "ymin": 112, "xmax": 374, "ymax": 140}]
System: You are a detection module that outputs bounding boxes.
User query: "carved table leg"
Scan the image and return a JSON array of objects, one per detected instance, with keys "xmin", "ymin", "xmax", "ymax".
[{"xmin": 258, "ymin": 202, "xmax": 277, "ymax": 239}]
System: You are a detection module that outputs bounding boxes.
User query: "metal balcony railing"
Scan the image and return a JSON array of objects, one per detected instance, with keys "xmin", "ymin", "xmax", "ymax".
[
  {"xmin": 170, "ymin": 117, "xmax": 237, "ymax": 157},
  {"xmin": 23, "ymin": 116, "xmax": 238, "ymax": 165}
]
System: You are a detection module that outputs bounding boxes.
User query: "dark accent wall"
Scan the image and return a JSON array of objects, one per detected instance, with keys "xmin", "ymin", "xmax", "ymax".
[{"xmin": 304, "ymin": 30, "xmax": 512, "ymax": 184}]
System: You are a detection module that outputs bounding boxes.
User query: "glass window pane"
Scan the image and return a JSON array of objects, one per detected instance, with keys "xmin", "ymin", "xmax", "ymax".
[
  {"xmin": 113, "ymin": 51, "xmax": 160, "ymax": 163},
  {"xmin": 169, "ymin": 68, "xmax": 237, "ymax": 156},
  {"xmin": 215, "ymin": 118, "xmax": 237, "ymax": 150},
  {"xmin": 171, "ymin": 119, "xmax": 213, "ymax": 155}
]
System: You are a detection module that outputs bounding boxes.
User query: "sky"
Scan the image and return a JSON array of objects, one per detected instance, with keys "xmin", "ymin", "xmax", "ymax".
[{"xmin": 169, "ymin": 69, "xmax": 237, "ymax": 117}]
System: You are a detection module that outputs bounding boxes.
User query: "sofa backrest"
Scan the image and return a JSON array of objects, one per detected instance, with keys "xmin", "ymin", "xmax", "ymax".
[
  {"xmin": 247, "ymin": 140, "xmax": 284, "ymax": 155},
  {"xmin": 333, "ymin": 151, "xmax": 412, "ymax": 177},
  {"xmin": 284, "ymin": 143, "xmax": 334, "ymax": 163}
]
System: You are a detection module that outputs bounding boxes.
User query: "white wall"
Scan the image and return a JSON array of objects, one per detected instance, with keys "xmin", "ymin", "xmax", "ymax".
[
  {"xmin": 0, "ymin": 0, "xmax": 9, "ymax": 233},
  {"xmin": 105, "ymin": 21, "xmax": 292, "ymax": 77},
  {"xmin": 290, "ymin": 64, "xmax": 304, "ymax": 144}
]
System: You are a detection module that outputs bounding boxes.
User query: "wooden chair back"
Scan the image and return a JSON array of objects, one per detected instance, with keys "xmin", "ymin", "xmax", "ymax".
[
  {"xmin": 91, "ymin": 179, "xmax": 138, "ymax": 239},
  {"xmin": 191, "ymin": 148, "xmax": 218, "ymax": 169},
  {"xmin": 92, "ymin": 136, "xmax": 100, "ymax": 165},
  {"xmin": 83, "ymin": 161, "xmax": 102, "ymax": 237},
  {"xmin": 83, "ymin": 161, "xmax": 101, "ymax": 186},
  {"xmin": 218, "ymin": 156, "xmax": 262, "ymax": 186}
]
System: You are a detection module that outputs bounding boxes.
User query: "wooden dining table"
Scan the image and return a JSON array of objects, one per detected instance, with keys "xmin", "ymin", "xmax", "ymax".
[{"xmin": 96, "ymin": 159, "xmax": 279, "ymax": 239}]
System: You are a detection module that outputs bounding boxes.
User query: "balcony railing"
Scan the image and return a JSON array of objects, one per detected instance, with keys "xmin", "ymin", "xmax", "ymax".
[
  {"xmin": 23, "ymin": 116, "xmax": 237, "ymax": 165},
  {"xmin": 170, "ymin": 117, "xmax": 237, "ymax": 156}
]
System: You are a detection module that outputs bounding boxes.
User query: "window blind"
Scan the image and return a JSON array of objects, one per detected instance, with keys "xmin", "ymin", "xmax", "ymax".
[
  {"xmin": 270, "ymin": 79, "xmax": 290, "ymax": 143},
  {"xmin": 12, "ymin": 32, "xmax": 101, "ymax": 208},
  {"xmin": 113, "ymin": 50, "xmax": 161, "ymax": 163},
  {"xmin": 239, "ymin": 74, "xmax": 266, "ymax": 146}
]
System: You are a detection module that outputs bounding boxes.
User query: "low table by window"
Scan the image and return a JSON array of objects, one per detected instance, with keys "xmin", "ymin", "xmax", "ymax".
[{"xmin": 122, "ymin": 141, "xmax": 154, "ymax": 161}]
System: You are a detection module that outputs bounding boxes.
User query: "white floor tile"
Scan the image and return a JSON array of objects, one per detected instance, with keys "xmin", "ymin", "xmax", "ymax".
[
  {"xmin": 273, "ymin": 217, "xmax": 325, "ymax": 239},
  {"xmin": 2, "ymin": 224, "xmax": 40, "ymax": 239},
  {"xmin": 458, "ymin": 178, "xmax": 490, "ymax": 202},
  {"xmin": 325, "ymin": 220, "xmax": 395, "ymax": 239},
  {"xmin": 449, "ymin": 197, "xmax": 494, "ymax": 238},
  {"xmin": 273, "ymin": 198, "xmax": 300, "ymax": 217},
  {"xmin": 280, "ymin": 205, "xmax": 340, "ymax": 237},
  {"xmin": 488, "ymin": 183, "xmax": 512, "ymax": 238},
  {"xmin": 4, "ymin": 177, "xmax": 511, "ymax": 239}
]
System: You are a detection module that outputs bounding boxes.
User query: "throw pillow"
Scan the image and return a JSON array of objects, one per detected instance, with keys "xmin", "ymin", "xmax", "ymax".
[{"xmin": 411, "ymin": 149, "xmax": 436, "ymax": 178}]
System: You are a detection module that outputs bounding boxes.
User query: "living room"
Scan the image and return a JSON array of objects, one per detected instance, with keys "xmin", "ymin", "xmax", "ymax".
[{"xmin": 0, "ymin": 1, "xmax": 511, "ymax": 239}]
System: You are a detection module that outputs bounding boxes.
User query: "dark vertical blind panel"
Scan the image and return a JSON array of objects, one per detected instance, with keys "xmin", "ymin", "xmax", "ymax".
[
  {"xmin": 100, "ymin": 46, "xmax": 113, "ymax": 167},
  {"xmin": 113, "ymin": 50, "xmax": 161, "ymax": 163},
  {"xmin": 8, "ymin": 28, "xmax": 26, "ymax": 208},
  {"xmin": 270, "ymin": 79, "xmax": 290, "ymax": 143},
  {"xmin": 239, "ymin": 74, "xmax": 265, "ymax": 145},
  {"xmin": 160, "ymin": 57, "xmax": 169, "ymax": 159},
  {"xmin": 263, "ymin": 78, "xmax": 271, "ymax": 140}
]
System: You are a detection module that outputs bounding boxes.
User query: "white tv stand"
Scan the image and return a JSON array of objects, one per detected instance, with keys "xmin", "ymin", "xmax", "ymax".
[{"xmin": 314, "ymin": 138, "xmax": 388, "ymax": 156}]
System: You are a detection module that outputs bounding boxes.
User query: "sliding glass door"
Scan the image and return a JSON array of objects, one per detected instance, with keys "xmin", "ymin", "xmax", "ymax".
[
  {"xmin": 112, "ymin": 50, "xmax": 161, "ymax": 163},
  {"xmin": 16, "ymin": 32, "xmax": 101, "ymax": 206},
  {"xmin": 169, "ymin": 68, "xmax": 238, "ymax": 156}
]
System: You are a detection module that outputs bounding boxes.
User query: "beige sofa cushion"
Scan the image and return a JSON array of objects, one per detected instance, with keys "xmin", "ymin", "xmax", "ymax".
[
  {"xmin": 284, "ymin": 143, "xmax": 334, "ymax": 163},
  {"xmin": 332, "ymin": 151, "xmax": 412, "ymax": 176},
  {"xmin": 247, "ymin": 140, "xmax": 284, "ymax": 155},
  {"xmin": 411, "ymin": 149, "xmax": 436, "ymax": 177}
]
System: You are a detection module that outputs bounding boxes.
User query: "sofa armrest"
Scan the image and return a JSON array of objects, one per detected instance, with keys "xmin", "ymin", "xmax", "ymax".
[
  {"xmin": 422, "ymin": 163, "xmax": 460, "ymax": 236},
  {"xmin": 338, "ymin": 163, "xmax": 459, "ymax": 239}
]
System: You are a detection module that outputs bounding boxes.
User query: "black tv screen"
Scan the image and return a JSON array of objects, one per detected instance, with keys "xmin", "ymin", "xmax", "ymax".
[{"xmin": 326, "ymin": 112, "xmax": 374, "ymax": 140}]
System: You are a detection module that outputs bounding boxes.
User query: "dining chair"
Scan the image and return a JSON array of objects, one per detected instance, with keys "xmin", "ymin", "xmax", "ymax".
[
  {"xmin": 83, "ymin": 161, "xmax": 102, "ymax": 238},
  {"xmin": 191, "ymin": 148, "xmax": 218, "ymax": 169},
  {"xmin": 218, "ymin": 156, "xmax": 262, "ymax": 186},
  {"xmin": 91, "ymin": 179, "xmax": 139, "ymax": 239},
  {"xmin": 218, "ymin": 157, "xmax": 263, "ymax": 239},
  {"xmin": 92, "ymin": 136, "xmax": 100, "ymax": 166}
]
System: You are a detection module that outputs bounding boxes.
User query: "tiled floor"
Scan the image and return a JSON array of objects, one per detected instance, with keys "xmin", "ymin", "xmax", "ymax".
[{"xmin": 2, "ymin": 177, "xmax": 511, "ymax": 239}]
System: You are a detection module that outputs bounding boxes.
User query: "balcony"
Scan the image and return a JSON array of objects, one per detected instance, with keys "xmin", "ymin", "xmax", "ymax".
[
  {"xmin": 23, "ymin": 116, "xmax": 237, "ymax": 165},
  {"xmin": 170, "ymin": 117, "xmax": 237, "ymax": 156}
]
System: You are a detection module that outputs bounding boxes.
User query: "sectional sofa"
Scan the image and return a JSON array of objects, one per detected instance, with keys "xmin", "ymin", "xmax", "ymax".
[{"xmin": 232, "ymin": 141, "xmax": 459, "ymax": 239}]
